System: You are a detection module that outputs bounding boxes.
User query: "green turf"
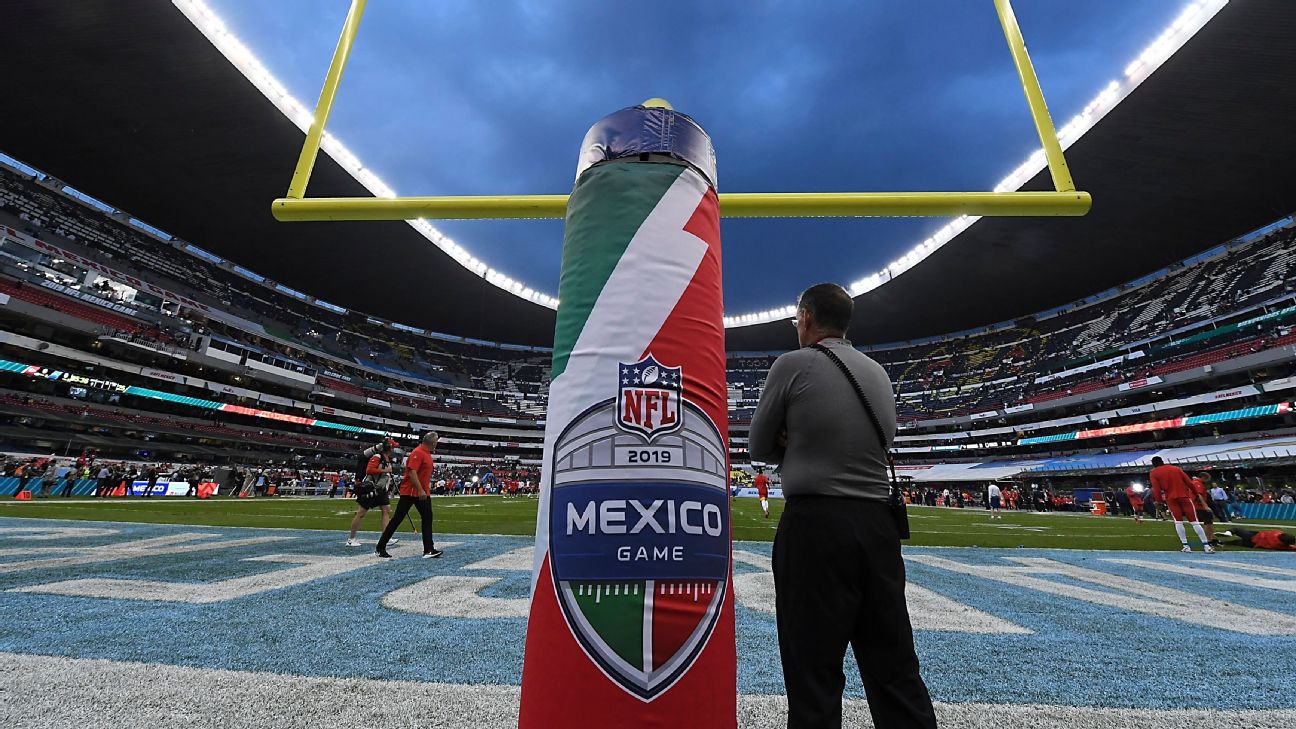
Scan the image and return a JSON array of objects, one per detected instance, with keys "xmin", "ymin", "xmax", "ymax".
[{"xmin": 1, "ymin": 496, "xmax": 1291, "ymax": 551}]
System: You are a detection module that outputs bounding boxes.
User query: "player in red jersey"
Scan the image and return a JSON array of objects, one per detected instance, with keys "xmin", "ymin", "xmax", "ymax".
[
  {"xmin": 1125, "ymin": 484, "xmax": 1145, "ymax": 523},
  {"xmin": 1149, "ymin": 456, "xmax": 1214, "ymax": 553},
  {"xmin": 1218, "ymin": 528, "xmax": 1296, "ymax": 550},
  {"xmin": 753, "ymin": 469, "xmax": 771, "ymax": 518},
  {"xmin": 1190, "ymin": 472, "xmax": 1218, "ymax": 546}
]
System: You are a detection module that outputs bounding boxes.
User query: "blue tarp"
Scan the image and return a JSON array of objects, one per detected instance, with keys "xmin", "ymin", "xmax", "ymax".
[
  {"xmin": 1023, "ymin": 451, "xmax": 1159, "ymax": 472},
  {"xmin": 0, "ymin": 477, "xmax": 98, "ymax": 496}
]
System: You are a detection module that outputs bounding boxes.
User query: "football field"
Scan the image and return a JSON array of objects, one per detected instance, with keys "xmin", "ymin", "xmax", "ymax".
[
  {"xmin": 1, "ymin": 498, "xmax": 1294, "ymax": 728},
  {"xmin": 4, "ymin": 494, "xmax": 1295, "ymax": 549}
]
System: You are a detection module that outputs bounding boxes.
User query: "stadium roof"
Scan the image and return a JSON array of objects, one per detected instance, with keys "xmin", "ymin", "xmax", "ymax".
[{"xmin": 1, "ymin": 0, "xmax": 1294, "ymax": 350}]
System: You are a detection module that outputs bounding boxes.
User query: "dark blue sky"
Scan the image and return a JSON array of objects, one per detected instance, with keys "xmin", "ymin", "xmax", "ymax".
[{"xmin": 208, "ymin": 0, "xmax": 1185, "ymax": 313}]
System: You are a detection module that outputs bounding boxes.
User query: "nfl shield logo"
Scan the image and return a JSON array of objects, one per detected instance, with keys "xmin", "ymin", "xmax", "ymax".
[
  {"xmin": 549, "ymin": 395, "xmax": 730, "ymax": 701},
  {"xmin": 617, "ymin": 356, "xmax": 683, "ymax": 441}
]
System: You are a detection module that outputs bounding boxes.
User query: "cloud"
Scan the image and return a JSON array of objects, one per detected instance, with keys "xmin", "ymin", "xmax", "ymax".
[{"xmin": 208, "ymin": 0, "xmax": 1181, "ymax": 311}]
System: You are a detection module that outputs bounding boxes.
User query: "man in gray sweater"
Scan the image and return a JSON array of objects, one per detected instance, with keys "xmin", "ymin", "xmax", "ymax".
[{"xmin": 750, "ymin": 283, "xmax": 936, "ymax": 729}]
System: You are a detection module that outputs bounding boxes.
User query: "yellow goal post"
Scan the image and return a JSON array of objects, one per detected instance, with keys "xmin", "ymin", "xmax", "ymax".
[{"xmin": 270, "ymin": 0, "xmax": 1090, "ymax": 222}]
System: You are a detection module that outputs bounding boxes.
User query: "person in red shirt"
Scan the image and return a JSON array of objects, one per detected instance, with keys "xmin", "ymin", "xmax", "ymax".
[
  {"xmin": 1218, "ymin": 528, "xmax": 1296, "ymax": 551},
  {"xmin": 376, "ymin": 432, "xmax": 442, "ymax": 559},
  {"xmin": 1190, "ymin": 472, "xmax": 1217, "ymax": 546},
  {"xmin": 1125, "ymin": 485, "xmax": 1145, "ymax": 524},
  {"xmin": 1149, "ymin": 456, "xmax": 1214, "ymax": 553},
  {"xmin": 754, "ymin": 469, "xmax": 771, "ymax": 518},
  {"xmin": 345, "ymin": 443, "xmax": 395, "ymax": 547}
]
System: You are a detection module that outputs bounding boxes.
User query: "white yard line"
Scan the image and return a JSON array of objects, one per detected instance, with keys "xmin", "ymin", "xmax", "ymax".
[{"xmin": 0, "ymin": 651, "xmax": 1290, "ymax": 729}]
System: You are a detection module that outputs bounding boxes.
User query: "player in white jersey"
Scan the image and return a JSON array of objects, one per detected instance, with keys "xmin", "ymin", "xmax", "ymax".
[{"xmin": 987, "ymin": 482, "xmax": 1003, "ymax": 520}]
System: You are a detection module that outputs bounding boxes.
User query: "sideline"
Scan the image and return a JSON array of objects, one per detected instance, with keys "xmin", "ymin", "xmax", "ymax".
[{"xmin": 0, "ymin": 651, "xmax": 1290, "ymax": 729}]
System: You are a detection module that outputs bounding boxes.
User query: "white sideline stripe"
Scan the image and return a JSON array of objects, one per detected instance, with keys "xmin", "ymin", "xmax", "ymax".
[
  {"xmin": 1205, "ymin": 559, "xmax": 1296, "ymax": 577},
  {"xmin": 1103, "ymin": 558, "xmax": 1296, "ymax": 593},
  {"xmin": 0, "ymin": 533, "xmax": 290, "ymax": 574},
  {"xmin": 383, "ymin": 575, "xmax": 528, "ymax": 618},
  {"xmin": 1, "ymin": 651, "xmax": 1291, "ymax": 729},
  {"xmin": 732, "ymin": 550, "xmax": 1031, "ymax": 634},
  {"xmin": 903, "ymin": 584, "xmax": 1033, "ymax": 634},
  {"xmin": 465, "ymin": 546, "xmax": 533, "ymax": 571},
  {"xmin": 910, "ymin": 555, "xmax": 1296, "ymax": 635},
  {"xmin": 438, "ymin": 546, "xmax": 1030, "ymax": 631},
  {"xmin": 13, "ymin": 554, "xmax": 376, "ymax": 603},
  {"xmin": 12, "ymin": 540, "xmax": 463, "ymax": 604},
  {"xmin": 0, "ymin": 526, "xmax": 120, "ymax": 540}
]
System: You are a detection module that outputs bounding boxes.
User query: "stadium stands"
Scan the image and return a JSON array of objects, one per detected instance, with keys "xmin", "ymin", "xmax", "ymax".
[
  {"xmin": 727, "ymin": 223, "xmax": 1296, "ymax": 425},
  {"xmin": 0, "ymin": 277, "xmax": 144, "ymax": 333},
  {"xmin": 6, "ymin": 150, "xmax": 1296, "ymax": 478}
]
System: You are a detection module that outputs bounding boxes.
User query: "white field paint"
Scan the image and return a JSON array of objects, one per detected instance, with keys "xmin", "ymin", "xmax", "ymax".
[
  {"xmin": 14, "ymin": 554, "xmax": 379, "ymax": 603},
  {"xmin": 2, "ymin": 650, "xmax": 1292, "ymax": 729},
  {"xmin": 1103, "ymin": 558, "xmax": 1296, "ymax": 594},
  {"xmin": 383, "ymin": 575, "xmax": 529, "ymax": 618},
  {"xmin": 910, "ymin": 555, "xmax": 1296, "ymax": 635},
  {"xmin": 465, "ymin": 546, "xmax": 534, "ymax": 571},
  {"xmin": 732, "ymin": 550, "xmax": 1031, "ymax": 634},
  {"xmin": 0, "ymin": 533, "xmax": 291, "ymax": 574},
  {"xmin": 420, "ymin": 545, "xmax": 1030, "ymax": 632},
  {"xmin": 0, "ymin": 526, "xmax": 121, "ymax": 540},
  {"xmin": 1203, "ymin": 559, "xmax": 1296, "ymax": 577}
]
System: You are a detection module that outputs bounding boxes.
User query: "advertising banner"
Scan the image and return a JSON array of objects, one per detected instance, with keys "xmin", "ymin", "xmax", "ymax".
[
  {"xmin": 732, "ymin": 487, "xmax": 784, "ymax": 499},
  {"xmin": 127, "ymin": 480, "xmax": 219, "ymax": 497},
  {"xmin": 1119, "ymin": 375, "xmax": 1163, "ymax": 391},
  {"xmin": 141, "ymin": 367, "xmax": 186, "ymax": 385}
]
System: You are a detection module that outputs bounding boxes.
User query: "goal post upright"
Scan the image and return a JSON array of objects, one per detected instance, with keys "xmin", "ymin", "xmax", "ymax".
[
  {"xmin": 993, "ymin": 0, "xmax": 1076, "ymax": 194},
  {"xmin": 284, "ymin": 0, "xmax": 368, "ymax": 202}
]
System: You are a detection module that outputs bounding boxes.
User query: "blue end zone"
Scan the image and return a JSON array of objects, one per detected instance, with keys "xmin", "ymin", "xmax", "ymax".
[{"xmin": 1, "ymin": 517, "xmax": 1293, "ymax": 710}]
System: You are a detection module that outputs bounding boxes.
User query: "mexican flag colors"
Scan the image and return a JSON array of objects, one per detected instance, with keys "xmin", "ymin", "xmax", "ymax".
[{"xmin": 520, "ymin": 106, "xmax": 735, "ymax": 728}]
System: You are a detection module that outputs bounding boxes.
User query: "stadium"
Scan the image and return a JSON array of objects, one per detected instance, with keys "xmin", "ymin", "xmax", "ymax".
[{"xmin": 1, "ymin": 1, "xmax": 1294, "ymax": 727}]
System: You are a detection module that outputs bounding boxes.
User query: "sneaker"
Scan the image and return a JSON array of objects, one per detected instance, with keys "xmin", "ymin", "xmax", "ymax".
[
  {"xmin": 388, "ymin": 538, "xmax": 400, "ymax": 545},
  {"xmin": 376, "ymin": 550, "xmax": 393, "ymax": 559},
  {"xmin": 422, "ymin": 549, "xmax": 444, "ymax": 559},
  {"xmin": 1180, "ymin": 545, "xmax": 1193, "ymax": 553},
  {"xmin": 345, "ymin": 539, "xmax": 361, "ymax": 547},
  {"xmin": 1203, "ymin": 544, "xmax": 1216, "ymax": 554}
]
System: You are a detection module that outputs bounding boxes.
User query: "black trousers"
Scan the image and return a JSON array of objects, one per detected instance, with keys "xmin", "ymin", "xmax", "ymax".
[
  {"xmin": 377, "ymin": 495, "xmax": 435, "ymax": 552},
  {"xmin": 1211, "ymin": 500, "xmax": 1229, "ymax": 522},
  {"xmin": 773, "ymin": 497, "xmax": 937, "ymax": 729},
  {"xmin": 1226, "ymin": 527, "xmax": 1258, "ymax": 547}
]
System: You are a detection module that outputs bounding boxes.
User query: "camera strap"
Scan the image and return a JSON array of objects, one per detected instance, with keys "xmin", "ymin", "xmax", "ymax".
[{"xmin": 810, "ymin": 343, "xmax": 910, "ymax": 539}]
